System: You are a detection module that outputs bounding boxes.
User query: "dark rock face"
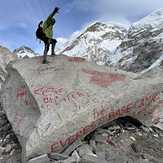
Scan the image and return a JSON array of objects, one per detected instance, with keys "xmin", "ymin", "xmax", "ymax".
[{"xmin": 0, "ymin": 102, "xmax": 21, "ymax": 162}]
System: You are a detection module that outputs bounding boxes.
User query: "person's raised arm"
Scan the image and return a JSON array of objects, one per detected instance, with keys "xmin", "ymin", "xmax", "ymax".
[
  {"xmin": 43, "ymin": 7, "xmax": 59, "ymax": 29},
  {"xmin": 51, "ymin": 7, "xmax": 60, "ymax": 17}
]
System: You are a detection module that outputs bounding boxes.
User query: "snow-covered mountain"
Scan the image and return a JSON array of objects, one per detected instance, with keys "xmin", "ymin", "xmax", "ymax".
[
  {"xmin": 13, "ymin": 46, "xmax": 37, "ymax": 58},
  {"xmin": 58, "ymin": 9, "xmax": 163, "ymax": 73},
  {"xmin": 59, "ymin": 22, "xmax": 127, "ymax": 65},
  {"xmin": 113, "ymin": 9, "xmax": 163, "ymax": 73}
]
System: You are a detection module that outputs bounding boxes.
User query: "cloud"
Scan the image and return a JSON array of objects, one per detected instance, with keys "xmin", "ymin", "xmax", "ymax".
[
  {"xmin": 69, "ymin": 0, "xmax": 163, "ymax": 23},
  {"xmin": 57, "ymin": 37, "xmax": 68, "ymax": 44},
  {"xmin": 0, "ymin": 40, "xmax": 13, "ymax": 51},
  {"xmin": 56, "ymin": 37, "xmax": 68, "ymax": 49},
  {"xmin": 56, "ymin": 30, "xmax": 83, "ymax": 50},
  {"xmin": 57, "ymin": 37, "xmax": 68, "ymax": 43}
]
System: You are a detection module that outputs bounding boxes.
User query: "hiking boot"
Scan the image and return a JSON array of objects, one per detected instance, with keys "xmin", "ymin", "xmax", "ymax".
[
  {"xmin": 51, "ymin": 53, "xmax": 56, "ymax": 56},
  {"xmin": 42, "ymin": 59, "xmax": 47, "ymax": 64}
]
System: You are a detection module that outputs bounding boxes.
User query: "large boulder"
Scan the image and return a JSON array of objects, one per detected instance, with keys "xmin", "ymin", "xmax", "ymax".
[
  {"xmin": 1, "ymin": 55, "xmax": 163, "ymax": 162},
  {"xmin": 136, "ymin": 66, "xmax": 163, "ymax": 129}
]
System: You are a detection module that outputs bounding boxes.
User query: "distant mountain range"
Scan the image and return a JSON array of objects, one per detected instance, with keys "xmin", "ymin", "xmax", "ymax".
[
  {"xmin": 58, "ymin": 8, "xmax": 163, "ymax": 73},
  {"xmin": 113, "ymin": 8, "xmax": 163, "ymax": 73},
  {"xmin": 13, "ymin": 46, "xmax": 37, "ymax": 58}
]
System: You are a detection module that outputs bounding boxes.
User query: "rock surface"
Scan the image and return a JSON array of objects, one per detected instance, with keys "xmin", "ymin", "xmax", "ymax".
[
  {"xmin": 1, "ymin": 55, "xmax": 163, "ymax": 162},
  {"xmin": 0, "ymin": 46, "xmax": 17, "ymax": 88}
]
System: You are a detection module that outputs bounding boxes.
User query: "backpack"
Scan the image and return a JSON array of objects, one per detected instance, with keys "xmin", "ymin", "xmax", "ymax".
[{"xmin": 36, "ymin": 21, "xmax": 46, "ymax": 41}]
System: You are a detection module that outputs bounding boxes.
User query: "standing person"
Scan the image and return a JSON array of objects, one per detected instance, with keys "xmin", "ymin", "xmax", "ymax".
[{"xmin": 36, "ymin": 7, "xmax": 59, "ymax": 63}]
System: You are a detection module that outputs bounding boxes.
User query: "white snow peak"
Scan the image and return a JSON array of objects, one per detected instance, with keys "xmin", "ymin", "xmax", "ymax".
[
  {"xmin": 13, "ymin": 46, "xmax": 37, "ymax": 58},
  {"xmin": 59, "ymin": 22, "xmax": 127, "ymax": 65}
]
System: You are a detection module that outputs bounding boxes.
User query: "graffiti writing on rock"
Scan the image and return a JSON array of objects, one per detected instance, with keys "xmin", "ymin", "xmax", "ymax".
[
  {"xmin": 33, "ymin": 86, "xmax": 90, "ymax": 109},
  {"xmin": 93, "ymin": 93, "xmax": 160, "ymax": 121},
  {"xmin": 49, "ymin": 92, "xmax": 160, "ymax": 153},
  {"xmin": 50, "ymin": 121, "xmax": 96, "ymax": 153},
  {"xmin": 13, "ymin": 111, "xmax": 25, "ymax": 129},
  {"xmin": 17, "ymin": 86, "xmax": 27, "ymax": 98},
  {"xmin": 16, "ymin": 86, "xmax": 35, "ymax": 110},
  {"xmin": 82, "ymin": 68, "xmax": 126, "ymax": 87},
  {"xmin": 34, "ymin": 87, "xmax": 64, "ymax": 97}
]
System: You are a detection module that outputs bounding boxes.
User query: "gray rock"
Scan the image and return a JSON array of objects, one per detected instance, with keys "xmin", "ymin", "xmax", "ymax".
[
  {"xmin": 2, "ymin": 55, "xmax": 163, "ymax": 160},
  {"xmin": 27, "ymin": 154, "xmax": 49, "ymax": 163},
  {"xmin": 62, "ymin": 140, "xmax": 83, "ymax": 156},
  {"xmin": 77, "ymin": 144, "xmax": 94, "ymax": 158},
  {"xmin": 54, "ymin": 150, "xmax": 80, "ymax": 163},
  {"xmin": 79, "ymin": 154, "xmax": 108, "ymax": 163},
  {"xmin": 48, "ymin": 153, "xmax": 68, "ymax": 161}
]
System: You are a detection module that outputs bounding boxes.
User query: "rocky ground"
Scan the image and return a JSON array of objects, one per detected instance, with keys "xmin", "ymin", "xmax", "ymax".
[
  {"xmin": 0, "ymin": 102, "xmax": 162, "ymax": 163},
  {"xmin": 27, "ymin": 117, "xmax": 163, "ymax": 163},
  {"xmin": 0, "ymin": 101, "xmax": 21, "ymax": 163}
]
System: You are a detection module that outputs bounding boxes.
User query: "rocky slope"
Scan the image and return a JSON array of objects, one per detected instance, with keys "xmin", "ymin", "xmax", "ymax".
[
  {"xmin": 113, "ymin": 9, "xmax": 163, "ymax": 73},
  {"xmin": 0, "ymin": 46, "xmax": 17, "ymax": 87},
  {"xmin": 13, "ymin": 46, "xmax": 37, "ymax": 58},
  {"xmin": 0, "ymin": 46, "xmax": 20, "ymax": 163},
  {"xmin": 59, "ymin": 22, "xmax": 127, "ymax": 65}
]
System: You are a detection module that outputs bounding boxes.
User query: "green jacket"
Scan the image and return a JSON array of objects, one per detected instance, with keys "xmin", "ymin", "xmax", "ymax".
[{"xmin": 43, "ymin": 13, "xmax": 55, "ymax": 39}]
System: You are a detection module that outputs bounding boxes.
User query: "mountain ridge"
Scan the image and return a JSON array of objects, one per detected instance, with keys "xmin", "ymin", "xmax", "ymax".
[{"xmin": 58, "ymin": 21, "xmax": 127, "ymax": 65}]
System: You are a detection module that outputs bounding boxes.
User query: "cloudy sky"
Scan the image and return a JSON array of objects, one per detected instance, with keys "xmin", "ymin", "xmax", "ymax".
[{"xmin": 1, "ymin": 0, "xmax": 163, "ymax": 53}]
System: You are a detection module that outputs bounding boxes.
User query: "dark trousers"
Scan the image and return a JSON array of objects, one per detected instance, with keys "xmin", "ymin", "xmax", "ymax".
[{"xmin": 43, "ymin": 38, "xmax": 57, "ymax": 62}]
